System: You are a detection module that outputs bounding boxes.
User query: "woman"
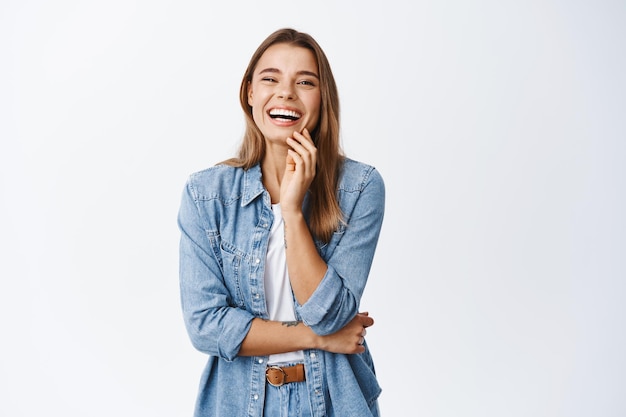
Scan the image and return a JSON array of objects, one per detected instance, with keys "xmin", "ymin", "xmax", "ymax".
[{"xmin": 178, "ymin": 28, "xmax": 385, "ymax": 416}]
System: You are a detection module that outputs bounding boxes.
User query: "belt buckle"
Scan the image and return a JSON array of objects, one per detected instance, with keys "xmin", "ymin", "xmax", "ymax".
[{"xmin": 266, "ymin": 365, "xmax": 287, "ymax": 387}]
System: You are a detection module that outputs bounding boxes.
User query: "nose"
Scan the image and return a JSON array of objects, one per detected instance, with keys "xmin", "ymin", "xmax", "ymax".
[{"xmin": 277, "ymin": 84, "xmax": 296, "ymax": 100}]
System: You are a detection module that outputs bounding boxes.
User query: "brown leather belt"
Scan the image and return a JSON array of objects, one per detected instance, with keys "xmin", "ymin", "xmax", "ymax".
[{"xmin": 265, "ymin": 364, "xmax": 306, "ymax": 387}]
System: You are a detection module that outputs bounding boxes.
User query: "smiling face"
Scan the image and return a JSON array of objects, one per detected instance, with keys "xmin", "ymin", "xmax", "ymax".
[{"xmin": 247, "ymin": 43, "xmax": 321, "ymax": 145}]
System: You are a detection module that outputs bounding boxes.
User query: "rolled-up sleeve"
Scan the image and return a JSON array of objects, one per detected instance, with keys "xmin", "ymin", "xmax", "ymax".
[
  {"xmin": 178, "ymin": 179, "xmax": 254, "ymax": 361},
  {"xmin": 296, "ymin": 166, "xmax": 385, "ymax": 335}
]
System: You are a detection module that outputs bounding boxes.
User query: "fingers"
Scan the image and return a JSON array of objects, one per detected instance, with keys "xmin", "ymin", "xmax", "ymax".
[
  {"xmin": 357, "ymin": 312, "xmax": 374, "ymax": 328},
  {"xmin": 285, "ymin": 149, "xmax": 301, "ymax": 172},
  {"xmin": 286, "ymin": 129, "xmax": 316, "ymax": 163},
  {"xmin": 356, "ymin": 312, "xmax": 372, "ymax": 349},
  {"xmin": 295, "ymin": 127, "xmax": 313, "ymax": 145},
  {"xmin": 284, "ymin": 152, "xmax": 297, "ymax": 172},
  {"xmin": 286, "ymin": 129, "xmax": 313, "ymax": 149},
  {"xmin": 355, "ymin": 313, "xmax": 371, "ymax": 348},
  {"xmin": 321, "ymin": 312, "xmax": 376, "ymax": 354}
]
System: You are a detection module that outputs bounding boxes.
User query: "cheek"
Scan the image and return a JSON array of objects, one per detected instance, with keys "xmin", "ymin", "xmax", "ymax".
[
  {"xmin": 251, "ymin": 106, "xmax": 264, "ymax": 125},
  {"xmin": 309, "ymin": 97, "xmax": 322, "ymax": 126}
]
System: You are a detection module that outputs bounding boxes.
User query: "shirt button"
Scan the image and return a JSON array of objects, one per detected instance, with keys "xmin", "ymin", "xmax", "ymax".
[
  {"xmin": 258, "ymin": 359, "xmax": 264, "ymax": 364},
  {"xmin": 254, "ymin": 293, "xmax": 260, "ymax": 299},
  {"xmin": 310, "ymin": 352, "xmax": 316, "ymax": 358},
  {"xmin": 315, "ymin": 389, "xmax": 322, "ymax": 395},
  {"xmin": 253, "ymin": 394, "xmax": 259, "ymax": 400},
  {"xmin": 255, "ymin": 258, "xmax": 261, "ymax": 264}
]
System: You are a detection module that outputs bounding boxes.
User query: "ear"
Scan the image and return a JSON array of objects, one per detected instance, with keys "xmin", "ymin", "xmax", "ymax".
[{"xmin": 247, "ymin": 81, "xmax": 253, "ymax": 106}]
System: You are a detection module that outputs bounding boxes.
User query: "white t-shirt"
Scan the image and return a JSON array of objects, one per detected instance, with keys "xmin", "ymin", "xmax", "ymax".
[{"xmin": 264, "ymin": 204, "xmax": 305, "ymax": 365}]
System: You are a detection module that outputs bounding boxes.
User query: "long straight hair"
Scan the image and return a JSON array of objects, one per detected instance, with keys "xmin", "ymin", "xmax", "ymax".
[{"xmin": 223, "ymin": 28, "xmax": 344, "ymax": 243}]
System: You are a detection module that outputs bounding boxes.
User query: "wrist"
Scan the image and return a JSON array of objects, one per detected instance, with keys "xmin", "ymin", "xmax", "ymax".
[
  {"xmin": 307, "ymin": 327, "xmax": 323, "ymax": 350},
  {"xmin": 280, "ymin": 208, "xmax": 304, "ymax": 224}
]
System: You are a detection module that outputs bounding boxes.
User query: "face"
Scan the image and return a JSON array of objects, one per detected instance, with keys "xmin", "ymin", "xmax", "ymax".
[{"xmin": 248, "ymin": 43, "xmax": 321, "ymax": 144}]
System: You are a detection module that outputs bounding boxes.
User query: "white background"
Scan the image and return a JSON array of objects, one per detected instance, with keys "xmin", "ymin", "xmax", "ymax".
[{"xmin": 1, "ymin": 1, "xmax": 625, "ymax": 416}]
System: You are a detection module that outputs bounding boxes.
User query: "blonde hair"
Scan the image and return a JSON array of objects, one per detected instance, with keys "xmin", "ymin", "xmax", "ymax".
[{"xmin": 223, "ymin": 28, "xmax": 344, "ymax": 243}]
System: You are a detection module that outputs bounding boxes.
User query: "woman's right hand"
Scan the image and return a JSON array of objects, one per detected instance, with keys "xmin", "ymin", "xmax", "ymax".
[{"xmin": 317, "ymin": 312, "xmax": 374, "ymax": 354}]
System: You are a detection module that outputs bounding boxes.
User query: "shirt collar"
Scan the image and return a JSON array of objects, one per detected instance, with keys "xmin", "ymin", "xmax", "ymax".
[{"xmin": 241, "ymin": 164, "xmax": 265, "ymax": 206}]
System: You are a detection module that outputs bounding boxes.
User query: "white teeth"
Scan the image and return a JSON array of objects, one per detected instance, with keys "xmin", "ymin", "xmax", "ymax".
[{"xmin": 269, "ymin": 109, "xmax": 301, "ymax": 119}]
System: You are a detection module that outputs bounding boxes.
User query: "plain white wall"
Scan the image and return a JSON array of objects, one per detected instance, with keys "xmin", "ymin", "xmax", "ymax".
[{"xmin": 1, "ymin": 0, "xmax": 625, "ymax": 416}]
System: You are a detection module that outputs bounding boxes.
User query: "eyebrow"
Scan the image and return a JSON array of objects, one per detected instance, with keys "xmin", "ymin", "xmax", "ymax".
[{"xmin": 258, "ymin": 68, "xmax": 319, "ymax": 79}]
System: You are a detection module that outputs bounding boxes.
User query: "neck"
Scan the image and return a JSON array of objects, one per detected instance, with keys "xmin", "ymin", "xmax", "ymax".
[{"xmin": 261, "ymin": 142, "xmax": 288, "ymax": 204}]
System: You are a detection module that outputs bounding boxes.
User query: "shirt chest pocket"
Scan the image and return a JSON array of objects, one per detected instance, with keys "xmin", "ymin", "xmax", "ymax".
[{"xmin": 218, "ymin": 238, "xmax": 257, "ymax": 309}]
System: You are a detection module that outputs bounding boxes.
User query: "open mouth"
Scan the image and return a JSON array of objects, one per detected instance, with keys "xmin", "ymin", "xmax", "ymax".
[{"xmin": 269, "ymin": 108, "xmax": 302, "ymax": 122}]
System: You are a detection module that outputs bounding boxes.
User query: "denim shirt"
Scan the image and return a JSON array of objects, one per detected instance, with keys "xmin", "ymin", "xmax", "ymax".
[{"xmin": 178, "ymin": 158, "xmax": 385, "ymax": 417}]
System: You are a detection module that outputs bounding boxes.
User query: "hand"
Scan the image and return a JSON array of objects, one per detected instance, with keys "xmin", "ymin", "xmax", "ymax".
[
  {"xmin": 280, "ymin": 128, "xmax": 317, "ymax": 215},
  {"xmin": 318, "ymin": 312, "xmax": 374, "ymax": 354}
]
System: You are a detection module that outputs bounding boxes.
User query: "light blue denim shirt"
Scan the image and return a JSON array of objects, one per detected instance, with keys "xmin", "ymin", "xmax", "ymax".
[{"xmin": 178, "ymin": 158, "xmax": 385, "ymax": 417}]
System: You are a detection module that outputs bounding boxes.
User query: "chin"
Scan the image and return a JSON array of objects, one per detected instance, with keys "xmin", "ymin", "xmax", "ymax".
[{"xmin": 263, "ymin": 133, "xmax": 290, "ymax": 145}]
